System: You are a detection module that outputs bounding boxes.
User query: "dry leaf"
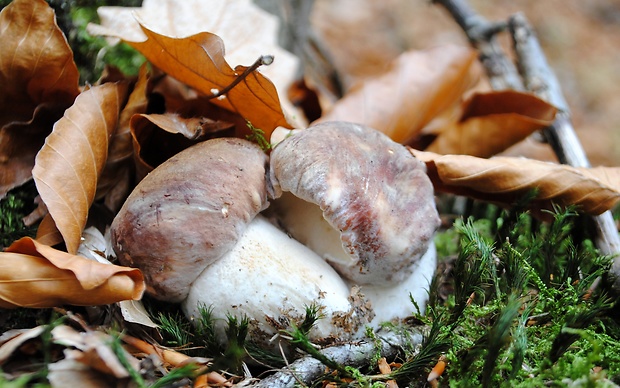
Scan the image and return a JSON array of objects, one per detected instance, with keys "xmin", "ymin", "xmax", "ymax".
[
  {"xmin": 0, "ymin": 237, "xmax": 144, "ymax": 308},
  {"xmin": 129, "ymin": 112, "xmax": 236, "ymax": 179},
  {"xmin": 32, "ymin": 83, "xmax": 128, "ymax": 254},
  {"xmin": 88, "ymin": 0, "xmax": 298, "ymax": 98},
  {"xmin": 318, "ymin": 45, "xmax": 482, "ymax": 144},
  {"xmin": 52, "ymin": 326, "xmax": 138, "ymax": 378},
  {"xmin": 413, "ymin": 150, "xmax": 620, "ymax": 215},
  {"xmin": 0, "ymin": 326, "xmax": 46, "ymax": 364},
  {"xmin": 426, "ymin": 91, "xmax": 558, "ymax": 157},
  {"xmin": 48, "ymin": 357, "xmax": 113, "ymax": 388},
  {"xmin": 35, "ymin": 213, "xmax": 63, "ymax": 247},
  {"xmin": 129, "ymin": 25, "xmax": 289, "ymax": 134},
  {"xmin": 88, "ymin": 0, "xmax": 301, "ymax": 131},
  {"xmin": 96, "ymin": 64, "xmax": 149, "ymax": 212},
  {"xmin": 118, "ymin": 300, "xmax": 158, "ymax": 329},
  {"xmin": 0, "ymin": 0, "xmax": 80, "ymax": 198}
]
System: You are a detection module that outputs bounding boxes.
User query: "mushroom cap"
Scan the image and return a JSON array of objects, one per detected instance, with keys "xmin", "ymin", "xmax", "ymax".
[
  {"xmin": 269, "ymin": 121, "xmax": 440, "ymax": 285},
  {"xmin": 111, "ymin": 138, "xmax": 269, "ymax": 302},
  {"xmin": 182, "ymin": 215, "xmax": 373, "ymax": 349}
]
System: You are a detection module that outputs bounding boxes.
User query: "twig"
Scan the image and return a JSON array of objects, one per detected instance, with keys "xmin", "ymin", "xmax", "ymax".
[
  {"xmin": 252, "ymin": 330, "xmax": 420, "ymax": 388},
  {"xmin": 432, "ymin": 0, "xmax": 524, "ymax": 91},
  {"xmin": 434, "ymin": 0, "xmax": 620, "ymax": 288},
  {"xmin": 206, "ymin": 55, "xmax": 274, "ymax": 99}
]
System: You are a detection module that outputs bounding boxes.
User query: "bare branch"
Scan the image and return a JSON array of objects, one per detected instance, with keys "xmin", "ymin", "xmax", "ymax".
[
  {"xmin": 252, "ymin": 330, "xmax": 420, "ymax": 388},
  {"xmin": 433, "ymin": 0, "xmax": 524, "ymax": 90}
]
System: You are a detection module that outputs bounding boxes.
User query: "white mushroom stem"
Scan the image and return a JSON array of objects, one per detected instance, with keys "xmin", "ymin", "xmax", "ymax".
[
  {"xmin": 182, "ymin": 215, "xmax": 373, "ymax": 350},
  {"xmin": 355, "ymin": 241, "xmax": 437, "ymax": 328}
]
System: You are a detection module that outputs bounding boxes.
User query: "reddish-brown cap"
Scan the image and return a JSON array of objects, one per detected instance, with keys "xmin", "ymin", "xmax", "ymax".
[
  {"xmin": 111, "ymin": 138, "xmax": 269, "ymax": 302},
  {"xmin": 269, "ymin": 121, "xmax": 440, "ymax": 284}
]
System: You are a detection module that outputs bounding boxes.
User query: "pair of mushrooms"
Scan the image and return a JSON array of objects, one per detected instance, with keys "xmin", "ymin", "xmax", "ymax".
[{"xmin": 111, "ymin": 121, "xmax": 440, "ymax": 349}]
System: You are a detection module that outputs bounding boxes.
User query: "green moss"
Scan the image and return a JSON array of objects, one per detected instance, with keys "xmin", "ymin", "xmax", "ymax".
[
  {"xmin": 431, "ymin": 206, "xmax": 620, "ymax": 387},
  {"xmin": 0, "ymin": 182, "xmax": 38, "ymax": 249}
]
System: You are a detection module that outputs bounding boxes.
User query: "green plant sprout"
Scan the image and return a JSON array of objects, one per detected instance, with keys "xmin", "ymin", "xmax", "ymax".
[{"xmin": 245, "ymin": 121, "xmax": 272, "ymax": 152}]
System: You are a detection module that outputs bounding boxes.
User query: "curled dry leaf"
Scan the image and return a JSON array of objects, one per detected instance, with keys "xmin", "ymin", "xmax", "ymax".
[
  {"xmin": 318, "ymin": 45, "xmax": 482, "ymax": 144},
  {"xmin": 129, "ymin": 112, "xmax": 236, "ymax": 179},
  {"xmin": 96, "ymin": 64, "xmax": 150, "ymax": 212},
  {"xmin": 32, "ymin": 83, "xmax": 129, "ymax": 254},
  {"xmin": 0, "ymin": 326, "xmax": 46, "ymax": 364},
  {"xmin": 425, "ymin": 91, "xmax": 558, "ymax": 157},
  {"xmin": 52, "ymin": 325, "xmax": 139, "ymax": 378},
  {"xmin": 88, "ymin": 0, "xmax": 299, "ymax": 123},
  {"xmin": 0, "ymin": 237, "xmax": 144, "ymax": 308},
  {"xmin": 412, "ymin": 150, "xmax": 620, "ymax": 215},
  {"xmin": 0, "ymin": 0, "xmax": 80, "ymax": 198},
  {"xmin": 35, "ymin": 213, "xmax": 63, "ymax": 247},
  {"xmin": 125, "ymin": 24, "xmax": 290, "ymax": 135}
]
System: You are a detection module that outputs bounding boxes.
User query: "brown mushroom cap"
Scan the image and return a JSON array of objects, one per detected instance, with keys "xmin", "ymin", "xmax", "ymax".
[
  {"xmin": 269, "ymin": 121, "xmax": 440, "ymax": 285},
  {"xmin": 111, "ymin": 138, "xmax": 269, "ymax": 302}
]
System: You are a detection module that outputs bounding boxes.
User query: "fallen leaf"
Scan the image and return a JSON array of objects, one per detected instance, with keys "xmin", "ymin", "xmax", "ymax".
[
  {"xmin": 129, "ymin": 112, "xmax": 236, "ymax": 179},
  {"xmin": 89, "ymin": 0, "xmax": 298, "ymax": 95},
  {"xmin": 32, "ymin": 82, "xmax": 129, "ymax": 254},
  {"xmin": 52, "ymin": 326, "xmax": 138, "ymax": 378},
  {"xmin": 76, "ymin": 227, "xmax": 108, "ymax": 263},
  {"xmin": 318, "ymin": 45, "xmax": 482, "ymax": 144},
  {"xmin": 88, "ymin": 0, "xmax": 301, "ymax": 131},
  {"xmin": 118, "ymin": 300, "xmax": 158, "ymax": 329},
  {"xmin": 35, "ymin": 213, "xmax": 63, "ymax": 247},
  {"xmin": 0, "ymin": 237, "xmax": 144, "ymax": 308},
  {"xmin": 48, "ymin": 357, "xmax": 114, "ymax": 388},
  {"xmin": 121, "ymin": 335, "xmax": 195, "ymax": 367},
  {"xmin": 96, "ymin": 64, "xmax": 149, "ymax": 212},
  {"xmin": 412, "ymin": 150, "xmax": 620, "ymax": 215},
  {"xmin": 130, "ymin": 25, "xmax": 289, "ymax": 134},
  {"xmin": 0, "ymin": 0, "xmax": 80, "ymax": 198},
  {"xmin": 425, "ymin": 91, "xmax": 558, "ymax": 157},
  {"xmin": 0, "ymin": 326, "xmax": 46, "ymax": 364}
]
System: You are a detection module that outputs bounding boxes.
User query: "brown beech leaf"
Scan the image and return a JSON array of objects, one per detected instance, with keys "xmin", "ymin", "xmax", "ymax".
[
  {"xmin": 87, "ymin": 0, "xmax": 300, "ymax": 124},
  {"xmin": 35, "ymin": 213, "xmax": 63, "ymax": 247},
  {"xmin": 125, "ymin": 24, "xmax": 290, "ymax": 135},
  {"xmin": 318, "ymin": 45, "xmax": 482, "ymax": 144},
  {"xmin": 0, "ymin": 326, "xmax": 47, "ymax": 364},
  {"xmin": 425, "ymin": 91, "xmax": 557, "ymax": 157},
  {"xmin": 0, "ymin": 237, "xmax": 144, "ymax": 308},
  {"xmin": 52, "ymin": 326, "xmax": 139, "ymax": 378},
  {"xmin": 33, "ymin": 83, "xmax": 129, "ymax": 255},
  {"xmin": 96, "ymin": 65, "xmax": 149, "ymax": 212},
  {"xmin": 129, "ymin": 112, "xmax": 236, "ymax": 180},
  {"xmin": 412, "ymin": 150, "xmax": 620, "ymax": 215},
  {"xmin": 0, "ymin": 0, "xmax": 80, "ymax": 198}
]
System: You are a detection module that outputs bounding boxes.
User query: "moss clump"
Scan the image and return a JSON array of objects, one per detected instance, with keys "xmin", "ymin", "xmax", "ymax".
[
  {"xmin": 0, "ymin": 181, "xmax": 38, "ymax": 249},
  {"xmin": 426, "ymin": 205, "xmax": 620, "ymax": 387}
]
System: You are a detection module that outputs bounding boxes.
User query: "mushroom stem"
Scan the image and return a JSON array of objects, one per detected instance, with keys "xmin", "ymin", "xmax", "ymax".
[
  {"xmin": 182, "ymin": 215, "xmax": 374, "ymax": 350},
  {"xmin": 355, "ymin": 242, "xmax": 437, "ymax": 327}
]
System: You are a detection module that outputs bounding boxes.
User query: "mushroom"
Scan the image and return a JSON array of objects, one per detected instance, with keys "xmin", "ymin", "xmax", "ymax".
[
  {"xmin": 110, "ymin": 137, "xmax": 372, "ymax": 348},
  {"xmin": 111, "ymin": 138, "xmax": 269, "ymax": 303},
  {"xmin": 268, "ymin": 121, "xmax": 441, "ymax": 325}
]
